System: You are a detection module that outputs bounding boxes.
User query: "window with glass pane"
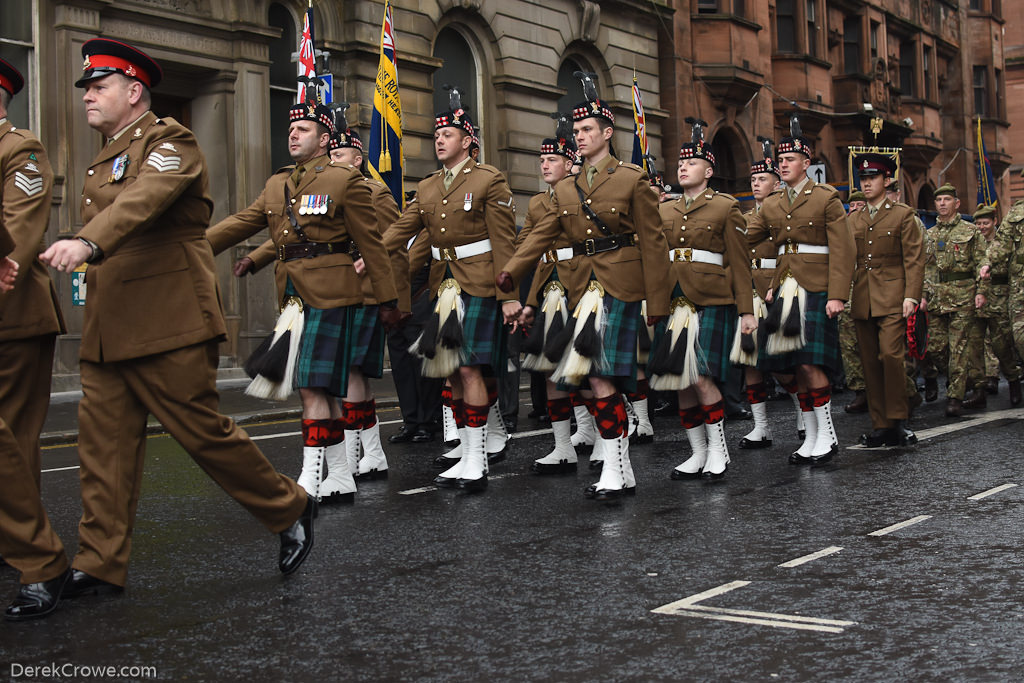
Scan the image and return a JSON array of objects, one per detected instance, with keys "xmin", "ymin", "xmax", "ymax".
[
  {"xmin": 899, "ymin": 40, "xmax": 916, "ymax": 97},
  {"xmin": 0, "ymin": 0, "xmax": 33, "ymax": 127},
  {"xmin": 557, "ymin": 58, "xmax": 586, "ymax": 115},
  {"xmin": 968, "ymin": 0, "xmax": 982, "ymax": 10},
  {"xmin": 268, "ymin": 3, "xmax": 297, "ymax": 172},
  {"xmin": 733, "ymin": 0, "xmax": 746, "ymax": 18},
  {"xmin": 973, "ymin": 66, "xmax": 988, "ymax": 117},
  {"xmin": 843, "ymin": 16, "xmax": 861, "ymax": 74},
  {"xmin": 697, "ymin": 0, "xmax": 719, "ymax": 14},
  {"xmin": 806, "ymin": 0, "xmax": 818, "ymax": 58},
  {"xmin": 923, "ymin": 46, "xmax": 933, "ymax": 100},
  {"xmin": 870, "ymin": 22, "xmax": 879, "ymax": 60},
  {"xmin": 776, "ymin": 0, "xmax": 796, "ymax": 53},
  {"xmin": 995, "ymin": 68, "xmax": 1003, "ymax": 118},
  {"xmin": 433, "ymin": 27, "xmax": 480, "ymax": 156}
]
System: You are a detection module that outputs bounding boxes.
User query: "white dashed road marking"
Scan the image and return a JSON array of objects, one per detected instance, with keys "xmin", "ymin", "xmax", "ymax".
[
  {"xmin": 967, "ymin": 483, "xmax": 1018, "ymax": 501},
  {"xmin": 777, "ymin": 546, "xmax": 843, "ymax": 568},
  {"xmin": 867, "ymin": 515, "xmax": 932, "ymax": 537}
]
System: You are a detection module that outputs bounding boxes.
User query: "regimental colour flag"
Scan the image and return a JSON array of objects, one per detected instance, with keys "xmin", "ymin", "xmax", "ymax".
[
  {"xmin": 296, "ymin": 5, "xmax": 317, "ymax": 103},
  {"xmin": 369, "ymin": 0, "xmax": 405, "ymax": 209},
  {"xmin": 976, "ymin": 116, "xmax": 998, "ymax": 209},
  {"xmin": 631, "ymin": 74, "xmax": 649, "ymax": 175}
]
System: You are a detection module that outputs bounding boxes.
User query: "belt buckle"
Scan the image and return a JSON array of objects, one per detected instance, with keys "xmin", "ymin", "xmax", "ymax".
[
  {"xmin": 683, "ymin": 247, "xmax": 692, "ymax": 261},
  {"xmin": 277, "ymin": 244, "xmax": 287, "ymax": 261},
  {"xmin": 442, "ymin": 247, "xmax": 454, "ymax": 261},
  {"xmin": 584, "ymin": 238, "xmax": 596, "ymax": 256},
  {"xmin": 785, "ymin": 242, "xmax": 796, "ymax": 255},
  {"xmin": 545, "ymin": 249, "xmax": 557, "ymax": 263},
  {"xmin": 751, "ymin": 258, "xmax": 759, "ymax": 270}
]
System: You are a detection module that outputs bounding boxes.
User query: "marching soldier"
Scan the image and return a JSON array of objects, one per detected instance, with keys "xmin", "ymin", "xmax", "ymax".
[
  {"xmin": 207, "ymin": 88, "xmax": 403, "ymax": 503},
  {"xmin": 497, "ymin": 73, "xmax": 671, "ymax": 501},
  {"xmin": 518, "ymin": 116, "xmax": 583, "ymax": 474},
  {"xmin": 841, "ymin": 189, "xmax": 868, "ymax": 413},
  {"xmin": 650, "ymin": 119, "xmax": 755, "ymax": 480},
  {"xmin": 976, "ymin": 205, "xmax": 1023, "ymax": 405},
  {"xmin": 848, "ymin": 154, "xmax": 923, "ymax": 446},
  {"xmin": 383, "ymin": 88, "xmax": 519, "ymax": 493},
  {"xmin": 739, "ymin": 139, "xmax": 806, "ymax": 450},
  {"xmin": 746, "ymin": 115, "xmax": 856, "ymax": 464},
  {"xmin": 0, "ymin": 57, "xmax": 70, "ymax": 620},
  {"xmin": 39, "ymin": 39, "xmax": 316, "ymax": 597},
  {"xmin": 235, "ymin": 124, "xmax": 404, "ymax": 485},
  {"xmin": 997, "ymin": 182, "xmax": 1024, "ymax": 366},
  {"xmin": 920, "ymin": 184, "xmax": 986, "ymax": 416}
]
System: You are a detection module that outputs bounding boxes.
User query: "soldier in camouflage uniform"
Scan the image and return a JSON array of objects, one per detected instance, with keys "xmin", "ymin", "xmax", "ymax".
[
  {"xmin": 841, "ymin": 189, "xmax": 867, "ymax": 413},
  {"xmin": 976, "ymin": 204, "xmax": 1023, "ymax": 405},
  {"xmin": 921, "ymin": 184, "xmax": 986, "ymax": 416},
  {"xmin": 995, "ymin": 188, "xmax": 1024, "ymax": 375}
]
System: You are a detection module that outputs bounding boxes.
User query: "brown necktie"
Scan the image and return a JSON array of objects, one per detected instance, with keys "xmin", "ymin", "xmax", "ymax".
[{"xmin": 290, "ymin": 164, "xmax": 306, "ymax": 187}]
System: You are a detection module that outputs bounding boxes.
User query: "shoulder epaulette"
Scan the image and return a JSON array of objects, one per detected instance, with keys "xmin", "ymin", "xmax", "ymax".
[
  {"xmin": 812, "ymin": 182, "xmax": 839, "ymax": 195},
  {"xmin": 715, "ymin": 191, "xmax": 738, "ymax": 202}
]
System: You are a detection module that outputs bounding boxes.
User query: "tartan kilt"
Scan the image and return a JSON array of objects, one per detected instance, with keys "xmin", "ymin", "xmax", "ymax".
[
  {"xmin": 555, "ymin": 294, "xmax": 639, "ymax": 392},
  {"xmin": 296, "ymin": 303, "xmax": 356, "ymax": 396},
  {"xmin": 647, "ymin": 287, "xmax": 736, "ymax": 382},
  {"xmin": 459, "ymin": 292, "xmax": 505, "ymax": 373},
  {"xmin": 350, "ymin": 304, "xmax": 385, "ymax": 378},
  {"xmin": 760, "ymin": 290, "xmax": 841, "ymax": 375}
]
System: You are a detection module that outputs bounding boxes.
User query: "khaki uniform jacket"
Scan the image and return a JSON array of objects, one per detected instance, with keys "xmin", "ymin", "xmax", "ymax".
[
  {"xmin": 848, "ymin": 201, "xmax": 924, "ymax": 319},
  {"xmin": 206, "ymin": 154, "xmax": 398, "ymax": 310},
  {"xmin": 0, "ymin": 120, "xmax": 64, "ymax": 340},
  {"xmin": 77, "ymin": 112, "xmax": 226, "ymax": 363},
  {"xmin": 245, "ymin": 175, "xmax": 407, "ymax": 309},
  {"xmin": 745, "ymin": 206, "xmax": 777, "ymax": 300},
  {"xmin": 746, "ymin": 181, "xmax": 855, "ymax": 300},
  {"xmin": 383, "ymin": 158, "xmax": 517, "ymax": 301},
  {"xmin": 520, "ymin": 189, "xmax": 573, "ymax": 308},
  {"xmin": 923, "ymin": 216, "xmax": 983, "ymax": 314},
  {"xmin": 502, "ymin": 158, "xmax": 671, "ymax": 316},
  {"xmin": 659, "ymin": 190, "xmax": 753, "ymax": 315}
]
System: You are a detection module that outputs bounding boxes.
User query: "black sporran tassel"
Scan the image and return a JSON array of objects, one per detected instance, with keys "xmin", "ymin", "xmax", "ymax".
[
  {"xmin": 522, "ymin": 309, "xmax": 547, "ymax": 355},
  {"xmin": 647, "ymin": 331, "xmax": 672, "ymax": 375},
  {"xmin": 544, "ymin": 311, "xmax": 573, "ymax": 362},
  {"xmin": 764, "ymin": 296, "xmax": 783, "ymax": 334},
  {"xmin": 782, "ymin": 294, "xmax": 802, "ymax": 337},
  {"xmin": 257, "ymin": 331, "xmax": 291, "ymax": 383},
  {"xmin": 572, "ymin": 310, "xmax": 600, "ymax": 357},
  {"xmin": 665, "ymin": 327, "xmax": 689, "ymax": 373},
  {"xmin": 418, "ymin": 309, "xmax": 440, "ymax": 359},
  {"xmin": 243, "ymin": 334, "xmax": 275, "ymax": 379},
  {"xmin": 438, "ymin": 310, "xmax": 464, "ymax": 349},
  {"xmin": 740, "ymin": 331, "xmax": 756, "ymax": 354}
]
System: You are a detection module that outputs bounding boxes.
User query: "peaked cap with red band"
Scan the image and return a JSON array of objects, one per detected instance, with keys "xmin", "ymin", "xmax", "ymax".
[
  {"xmin": 854, "ymin": 153, "xmax": 896, "ymax": 178},
  {"xmin": 75, "ymin": 38, "xmax": 162, "ymax": 89},
  {"xmin": 0, "ymin": 57, "xmax": 24, "ymax": 96}
]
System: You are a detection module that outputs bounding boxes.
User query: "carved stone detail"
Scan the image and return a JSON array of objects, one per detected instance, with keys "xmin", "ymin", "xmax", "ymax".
[{"xmin": 580, "ymin": 1, "xmax": 600, "ymax": 44}]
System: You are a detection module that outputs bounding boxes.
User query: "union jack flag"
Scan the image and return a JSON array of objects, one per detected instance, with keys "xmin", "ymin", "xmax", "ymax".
[
  {"xmin": 631, "ymin": 75, "xmax": 649, "ymax": 175},
  {"xmin": 296, "ymin": 7, "xmax": 316, "ymax": 102}
]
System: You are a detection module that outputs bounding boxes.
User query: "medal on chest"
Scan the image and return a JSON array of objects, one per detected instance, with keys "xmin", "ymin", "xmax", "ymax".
[
  {"xmin": 464, "ymin": 192, "xmax": 473, "ymax": 212},
  {"xmin": 109, "ymin": 153, "xmax": 129, "ymax": 183},
  {"xmin": 299, "ymin": 194, "xmax": 329, "ymax": 215}
]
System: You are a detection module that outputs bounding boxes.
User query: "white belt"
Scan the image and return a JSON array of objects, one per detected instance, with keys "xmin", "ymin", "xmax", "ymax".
[
  {"xmin": 778, "ymin": 243, "xmax": 829, "ymax": 256},
  {"xmin": 754, "ymin": 258, "xmax": 777, "ymax": 269},
  {"xmin": 669, "ymin": 247, "xmax": 723, "ymax": 266},
  {"xmin": 431, "ymin": 238, "xmax": 492, "ymax": 261},
  {"xmin": 542, "ymin": 247, "xmax": 575, "ymax": 264}
]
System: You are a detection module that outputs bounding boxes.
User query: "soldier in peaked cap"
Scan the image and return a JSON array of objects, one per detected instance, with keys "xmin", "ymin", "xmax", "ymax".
[
  {"xmin": 497, "ymin": 72, "xmax": 671, "ymax": 502},
  {"xmin": 746, "ymin": 114, "xmax": 856, "ymax": 465},
  {"xmin": 234, "ymin": 119, "xmax": 407, "ymax": 492},
  {"xmin": 920, "ymin": 183, "xmax": 987, "ymax": 415},
  {"xmin": 40, "ymin": 38, "xmax": 317, "ymax": 597},
  {"xmin": 848, "ymin": 153, "xmax": 923, "ymax": 447},
  {"xmin": 650, "ymin": 118, "xmax": 755, "ymax": 481},
  {"xmin": 975, "ymin": 204, "xmax": 1023, "ymax": 406},
  {"xmin": 383, "ymin": 86, "xmax": 519, "ymax": 494},
  {"xmin": 208, "ymin": 90, "xmax": 404, "ymax": 506},
  {"xmin": 739, "ymin": 138, "xmax": 808, "ymax": 452},
  {"xmin": 0, "ymin": 56, "xmax": 70, "ymax": 620}
]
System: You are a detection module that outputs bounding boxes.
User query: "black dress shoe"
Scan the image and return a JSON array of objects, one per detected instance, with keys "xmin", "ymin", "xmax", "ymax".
[
  {"xmin": 896, "ymin": 421, "xmax": 917, "ymax": 445},
  {"xmin": 63, "ymin": 569, "xmax": 124, "ymax": 599},
  {"xmin": 669, "ymin": 468, "xmax": 702, "ymax": 480},
  {"xmin": 4, "ymin": 568, "xmax": 71, "ymax": 621},
  {"xmin": 487, "ymin": 451, "xmax": 507, "ymax": 465},
  {"xmin": 924, "ymin": 377, "xmax": 938, "ymax": 402},
  {"xmin": 457, "ymin": 474, "xmax": 488, "ymax": 492},
  {"xmin": 738, "ymin": 436, "xmax": 772, "ymax": 449},
  {"xmin": 433, "ymin": 474, "xmax": 460, "ymax": 488},
  {"xmin": 588, "ymin": 458, "xmax": 603, "ymax": 470},
  {"xmin": 859, "ymin": 427, "xmax": 892, "ymax": 448},
  {"xmin": 388, "ymin": 424, "xmax": 416, "ymax": 443},
  {"xmin": 845, "ymin": 390, "xmax": 868, "ymax": 413},
  {"xmin": 279, "ymin": 497, "xmax": 316, "ymax": 575},
  {"xmin": 727, "ymin": 409, "xmax": 753, "ymax": 421},
  {"xmin": 789, "ymin": 452, "xmax": 811, "ymax": 465},
  {"xmin": 962, "ymin": 388, "xmax": 987, "ymax": 410},
  {"xmin": 945, "ymin": 398, "xmax": 964, "ymax": 417},
  {"xmin": 433, "ymin": 454, "xmax": 460, "ymax": 468},
  {"xmin": 531, "ymin": 460, "xmax": 577, "ymax": 475},
  {"xmin": 583, "ymin": 483, "xmax": 598, "ymax": 498},
  {"xmin": 410, "ymin": 428, "xmax": 433, "ymax": 443},
  {"xmin": 593, "ymin": 486, "xmax": 636, "ymax": 501}
]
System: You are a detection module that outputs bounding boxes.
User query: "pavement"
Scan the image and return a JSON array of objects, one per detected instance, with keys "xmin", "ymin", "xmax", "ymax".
[{"xmin": 9, "ymin": 381, "xmax": 1024, "ymax": 680}]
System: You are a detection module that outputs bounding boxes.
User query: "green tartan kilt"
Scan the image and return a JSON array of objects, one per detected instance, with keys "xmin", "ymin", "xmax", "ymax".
[
  {"xmin": 760, "ymin": 290, "xmax": 841, "ymax": 376},
  {"xmin": 648, "ymin": 287, "xmax": 736, "ymax": 382},
  {"xmin": 555, "ymin": 293, "xmax": 639, "ymax": 392},
  {"xmin": 350, "ymin": 304, "xmax": 385, "ymax": 378},
  {"xmin": 296, "ymin": 304, "xmax": 355, "ymax": 396},
  {"xmin": 459, "ymin": 292, "xmax": 505, "ymax": 373}
]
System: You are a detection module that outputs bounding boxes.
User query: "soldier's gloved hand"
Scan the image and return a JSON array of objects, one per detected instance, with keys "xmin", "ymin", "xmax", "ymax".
[
  {"xmin": 496, "ymin": 271, "xmax": 514, "ymax": 293},
  {"xmin": 975, "ymin": 293, "xmax": 986, "ymax": 310},
  {"xmin": 378, "ymin": 301, "xmax": 406, "ymax": 331},
  {"xmin": 646, "ymin": 315, "xmax": 666, "ymax": 327},
  {"xmin": 233, "ymin": 257, "xmax": 255, "ymax": 277}
]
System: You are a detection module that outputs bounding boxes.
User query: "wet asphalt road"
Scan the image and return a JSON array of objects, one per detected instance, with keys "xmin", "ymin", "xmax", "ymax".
[{"xmin": 2, "ymin": 388, "xmax": 1024, "ymax": 682}]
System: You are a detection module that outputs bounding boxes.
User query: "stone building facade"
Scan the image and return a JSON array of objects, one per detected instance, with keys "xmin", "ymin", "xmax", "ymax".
[{"xmin": 0, "ymin": 0, "xmax": 1008, "ymax": 386}]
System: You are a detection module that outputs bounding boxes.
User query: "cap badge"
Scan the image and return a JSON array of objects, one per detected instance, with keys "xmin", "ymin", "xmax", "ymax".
[
  {"xmin": 590, "ymin": 102, "xmax": 599, "ymax": 113},
  {"xmin": 862, "ymin": 160, "xmax": 869, "ymax": 168},
  {"xmin": 132, "ymin": 128, "xmax": 142, "ymax": 139},
  {"xmin": 82, "ymin": 56, "xmax": 91, "ymax": 70},
  {"xmin": 125, "ymin": 65, "xmax": 136, "ymax": 78}
]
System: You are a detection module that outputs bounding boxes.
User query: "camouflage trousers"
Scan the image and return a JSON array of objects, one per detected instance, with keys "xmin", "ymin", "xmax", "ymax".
[
  {"xmin": 838, "ymin": 307, "xmax": 864, "ymax": 391},
  {"xmin": 980, "ymin": 315, "xmax": 1021, "ymax": 381},
  {"xmin": 921, "ymin": 310, "xmax": 984, "ymax": 400},
  {"xmin": 1009, "ymin": 290, "xmax": 1024, "ymax": 364}
]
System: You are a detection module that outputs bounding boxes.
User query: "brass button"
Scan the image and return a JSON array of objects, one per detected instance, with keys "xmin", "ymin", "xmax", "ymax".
[
  {"xmin": 868, "ymin": 241, "xmax": 872, "ymax": 245},
  {"xmin": 441, "ymin": 213, "xmax": 446, "ymax": 219},
  {"xmin": 787, "ymin": 214, "xmax": 792, "ymax": 219},
  {"xmin": 679, "ymin": 237, "xmax": 685, "ymax": 243},
  {"xmin": 85, "ymin": 198, "xmax": 92, "ymax": 205},
  {"xmin": 586, "ymin": 199, "xmax": 592, "ymax": 205},
  {"xmin": 283, "ymin": 229, "xmax": 289, "ymax": 235},
  {"xmin": 809, "ymin": 221, "xmax": 813, "ymax": 226},
  {"xmin": 586, "ymin": 229, "xmax": 592, "ymax": 235},
  {"xmin": 442, "ymin": 199, "xmax": 448, "ymax": 205},
  {"xmin": 440, "ymin": 228, "xmax": 446, "ymax": 233},
  {"xmin": 420, "ymin": 209, "xmax": 425, "ymax": 214},
  {"xmin": 683, "ymin": 215, "xmax": 688, "ymax": 220},
  {"xmin": 563, "ymin": 210, "xmax": 568, "ymax": 215},
  {"xmin": 88, "ymin": 169, "xmax": 95, "ymax": 176},
  {"xmin": 610, "ymin": 208, "xmax": 616, "ymax": 213},
  {"xmin": 786, "ymin": 226, "xmax": 791, "ymax": 231},
  {"xmin": 291, "ymin": 199, "xmax": 296, "ymax": 204}
]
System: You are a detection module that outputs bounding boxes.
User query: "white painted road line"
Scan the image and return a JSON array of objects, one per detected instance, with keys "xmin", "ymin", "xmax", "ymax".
[
  {"xmin": 652, "ymin": 581, "xmax": 857, "ymax": 633},
  {"xmin": 867, "ymin": 514, "xmax": 932, "ymax": 537},
  {"xmin": 777, "ymin": 546, "xmax": 843, "ymax": 568},
  {"xmin": 967, "ymin": 483, "xmax": 1018, "ymax": 501},
  {"xmin": 848, "ymin": 408, "xmax": 1024, "ymax": 450},
  {"xmin": 40, "ymin": 465, "xmax": 81, "ymax": 474}
]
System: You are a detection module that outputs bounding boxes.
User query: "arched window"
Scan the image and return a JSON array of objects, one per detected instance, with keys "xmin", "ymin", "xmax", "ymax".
[
  {"xmin": 709, "ymin": 128, "xmax": 749, "ymax": 196},
  {"xmin": 557, "ymin": 58, "xmax": 588, "ymax": 114},
  {"xmin": 918, "ymin": 184, "xmax": 935, "ymax": 211},
  {"xmin": 433, "ymin": 27, "xmax": 480, "ymax": 156},
  {"xmin": 268, "ymin": 3, "xmax": 297, "ymax": 171}
]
